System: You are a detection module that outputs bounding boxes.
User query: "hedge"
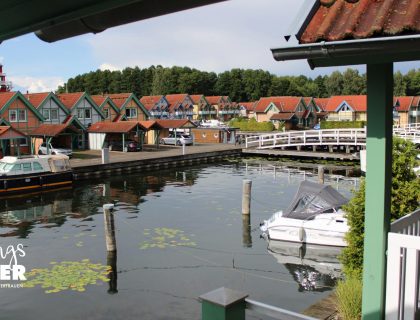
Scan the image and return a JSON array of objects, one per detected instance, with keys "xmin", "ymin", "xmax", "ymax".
[
  {"xmin": 229, "ymin": 118, "xmax": 274, "ymax": 132},
  {"xmin": 320, "ymin": 121, "xmax": 366, "ymax": 129}
]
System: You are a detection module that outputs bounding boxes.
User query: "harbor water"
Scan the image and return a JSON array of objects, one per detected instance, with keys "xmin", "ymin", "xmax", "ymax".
[{"xmin": 0, "ymin": 159, "xmax": 359, "ymax": 320}]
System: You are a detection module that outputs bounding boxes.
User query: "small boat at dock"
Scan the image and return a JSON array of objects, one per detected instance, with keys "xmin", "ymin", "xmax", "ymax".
[
  {"xmin": 260, "ymin": 180, "xmax": 349, "ymax": 247},
  {"xmin": 0, "ymin": 154, "xmax": 73, "ymax": 196}
]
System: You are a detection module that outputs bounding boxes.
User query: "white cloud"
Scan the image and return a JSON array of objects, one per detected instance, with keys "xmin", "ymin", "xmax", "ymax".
[
  {"xmin": 9, "ymin": 76, "xmax": 64, "ymax": 93},
  {"xmin": 85, "ymin": 0, "xmax": 314, "ymax": 75},
  {"xmin": 99, "ymin": 63, "xmax": 122, "ymax": 72}
]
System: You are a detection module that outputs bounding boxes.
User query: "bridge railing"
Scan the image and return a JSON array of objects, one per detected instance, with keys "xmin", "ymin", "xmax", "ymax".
[
  {"xmin": 386, "ymin": 208, "xmax": 420, "ymax": 319},
  {"xmin": 245, "ymin": 128, "xmax": 366, "ymax": 149}
]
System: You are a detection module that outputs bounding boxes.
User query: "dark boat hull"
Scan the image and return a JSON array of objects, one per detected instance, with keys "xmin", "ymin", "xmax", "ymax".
[{"xmin": 0, "ymin": 171, "xmax": 73, "ymax": 196}]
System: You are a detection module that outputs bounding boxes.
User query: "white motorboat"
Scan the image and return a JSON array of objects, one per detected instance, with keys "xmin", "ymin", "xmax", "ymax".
[{"xmin": 260, "ymin": 180, "xmax": 349, "ymax": 247}]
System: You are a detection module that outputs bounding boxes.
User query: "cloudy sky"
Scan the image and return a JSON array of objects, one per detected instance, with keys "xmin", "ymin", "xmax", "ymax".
[{"xmin": 0, "ymin": 0, "xmax": 418, "ymax": 93}]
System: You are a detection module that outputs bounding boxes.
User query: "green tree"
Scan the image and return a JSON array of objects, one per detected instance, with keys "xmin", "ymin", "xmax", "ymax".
[
  {"xmin": 324, "ymin": 70, "xmax": 344, "ymax": 96},
  {"xmin": 393, "ymin": 71, "xmax": 407, "ymax": 96},
  {"xmin": 341, "ymin": 138, "xmax": 420, "ymax": 276},
  {"xmin": 342, "ymin": 69, "xmax": 365, "ymax": 95}
]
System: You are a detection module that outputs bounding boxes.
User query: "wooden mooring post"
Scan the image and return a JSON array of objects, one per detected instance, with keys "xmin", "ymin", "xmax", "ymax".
[
  {"xmin": 242, "ymin": 180, "xmax": 252, "ymax": 215},
  {"xmin": 103, "ymin": 204, "xmax": 116, "ymax": 252},
  {"xmin": 318, "ymin": 165, "xmax": 325, "ymax": 184},
  {"xmin": 242, "ymin": 215, "xmax": 252, "ymax": 248}
]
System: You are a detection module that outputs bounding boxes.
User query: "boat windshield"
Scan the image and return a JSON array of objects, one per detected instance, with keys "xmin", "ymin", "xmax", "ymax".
[{"xmin": 0, "ymin": 162, "xmax": 14, "ymax": 172}]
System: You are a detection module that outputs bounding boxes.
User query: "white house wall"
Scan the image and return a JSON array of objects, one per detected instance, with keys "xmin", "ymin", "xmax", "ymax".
[
  {"xmin": 73, "ymin": 98, "xmax": 102, "ymax": 127},
  {"xmin": 40, "ymin": 99, "xmax": 68, "ymax": 124}
]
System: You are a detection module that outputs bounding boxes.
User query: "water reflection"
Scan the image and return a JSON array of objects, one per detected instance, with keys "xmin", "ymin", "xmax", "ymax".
[
  {"xmin": 266, "ymin": 239, "xmax": 343, "ymax": 292},
  {"xmin": 0, "ymin": 169, "xmax": 198, "ymax": 238}
]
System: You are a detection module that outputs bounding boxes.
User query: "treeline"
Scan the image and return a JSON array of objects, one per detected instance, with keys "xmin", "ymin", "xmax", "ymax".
[{"xmin": 57, "ymin": 66, "xmax": 420, "ymax": 102}]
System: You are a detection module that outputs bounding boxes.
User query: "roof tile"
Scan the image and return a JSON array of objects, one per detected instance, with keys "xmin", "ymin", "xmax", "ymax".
[{"xmin": 301, "ymin": 0, "xmax": 420, "ymax": 44}]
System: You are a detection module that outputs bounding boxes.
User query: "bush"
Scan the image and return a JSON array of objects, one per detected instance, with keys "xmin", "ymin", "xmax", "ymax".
[
  {"xmin": 336, "ymin": 273, "xmax": 363, "ymax": 320},
  {"xmin": 229, "ymin": 117, "xmax": 274, "ymax": 132},
  {"xmin": 321, "ymin": 121, "xmax": 366, "ymax": 129},
  {"xmin": 340, "ymin": 138, "xmax": 420, "ymax": 275}
]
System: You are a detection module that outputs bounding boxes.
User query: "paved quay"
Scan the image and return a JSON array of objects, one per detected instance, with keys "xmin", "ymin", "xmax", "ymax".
[{"xmin": 70, "ymin": 143, "xmax": 242, "ymax": 168}]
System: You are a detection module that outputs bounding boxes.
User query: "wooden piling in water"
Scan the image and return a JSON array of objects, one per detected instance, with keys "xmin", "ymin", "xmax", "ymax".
[
  {"xmin": 103, "ymin": 204, "xmax": 116, "ymax": 252},
  {"xmin": 242, "ymin": 215, "xmax": 252, "ymax": 247},
  {"xmin": 242, "ymin": 180, "xmax": 252, "ymax": 215},
  {"xmin": 318, "ymin": 165, "xmax": 325, "ymax": 184}
]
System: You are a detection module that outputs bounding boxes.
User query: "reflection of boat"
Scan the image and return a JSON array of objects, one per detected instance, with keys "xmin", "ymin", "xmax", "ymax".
[
  {"xmin": 0, "ymin": 155, "xmax": 73, "ymax": 196},
  {"xmin": 267, "ymin": 239, "xmax": 343, "ymax": 292},
  {"xmin": 260, "ymin": 181, "xmax": 349, "ymax": 247}
]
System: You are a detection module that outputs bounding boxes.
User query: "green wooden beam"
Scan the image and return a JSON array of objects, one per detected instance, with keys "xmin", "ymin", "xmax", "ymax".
[{"xmin": 361, "ymin": 63, "xmax": 393, "ymax": 320}]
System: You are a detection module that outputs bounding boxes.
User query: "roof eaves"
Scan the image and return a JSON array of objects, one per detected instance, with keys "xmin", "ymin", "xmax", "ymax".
[
  {"xmin": 284, "ymin": 0, "xmax": 319, "ymax": 42},
  {"xmin": 271, "ymin": 35, "xmax": 420, "ymax": 69}
]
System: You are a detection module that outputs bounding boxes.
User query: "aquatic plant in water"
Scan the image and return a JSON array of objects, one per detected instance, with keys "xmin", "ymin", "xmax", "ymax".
[
  {"xmin": 24, "ymin": 259, "xmax": 111, "ymax": 293},
  {"xmin": 140, "ymin": 227, "xmax": 196, "ymax": 249}
]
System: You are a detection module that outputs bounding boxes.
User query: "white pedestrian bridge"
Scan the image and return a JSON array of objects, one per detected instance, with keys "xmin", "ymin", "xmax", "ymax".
[{"xmin": 244, "ymin": 124, "xmax": 420, "ymax": 150}]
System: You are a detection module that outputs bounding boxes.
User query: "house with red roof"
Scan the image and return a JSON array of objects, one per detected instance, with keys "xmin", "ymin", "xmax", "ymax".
[
  {"xmin": 57, "ymin": 92, "xmax": 105, "ymax": 149},
  {"xmin": 394, "ymin": 96, "xmax": 420, "ymax": 126},
  {"xmin": 165, "ymin": 94, "xmax": 194, "ymax": 119},
  {"xmin": 139, "ymin": 95, "xmax": 169, "ymax": 119},
  {"xmin": 323, "ymin": 95, "xmax": 367, "ymax": 122},
  {"xmin": 0, "ymin": 91, "xmax": 44, "ymax": 154},
  {"xmin": 254, "ymin": 96, "xmax": 310, "ymax": 128},
  {"xmin": 25, "ymin": 92, "xmax": 70, "ymax": 124},
  {"xmin": 91, "ymin": 95, "xmax": 121, "ymax": 122},
  {"xmin": 238, "ymin": 102, "xmax": 256, "ymax": 118},
  {"xmin": 190, "ymin": 95, "xmax": 215, "ymax": 121},
  {"xmin": 205, "ymin": 96, "xmax": 234, "ymax": 122},
  {"xmin": 107, "ymin": 93, "xmax": 150, "ymax": 122}
]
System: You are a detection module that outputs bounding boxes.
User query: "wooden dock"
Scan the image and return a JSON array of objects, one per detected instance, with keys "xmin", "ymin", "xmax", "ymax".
[{"xmin": 242, "ymin": 148, "xmax": 358, "ymax": 160}]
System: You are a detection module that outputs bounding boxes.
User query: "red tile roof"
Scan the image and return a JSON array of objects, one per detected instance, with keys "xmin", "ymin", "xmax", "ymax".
[
  {"xmin": 0, "ymin": 126, "xmax": 26, "ymax": 139},
  {"xmin": 155, "ymin": 119, "xmax": 196, "ymax": 129},
  {"xmin": 165, "ymin": 94, "xmax": 190, "ymax": 112},
  {"xmin": 270, "ymin": 113, "xmax": 296, "ymax": 120},
  {"xmin": 107, "ymin": 93, "xmax": 132, "ymax": 109},
  {"xmin": 88, "ymin": 121, "xmax": 145, "ymax": 133},
  {"xmin": 140, "ymin": 95, "xmax": 164, "ymax": 110},
  {"xmin": 24, "ymin": 92, "xmax": 50, "ymax": 108},
  {"xmin": 90, "ymin": 95, "xmax": 108, "ymax": 107},
  {"xmin": 301, "ymin": 0, "xmax": 420, "ymax": 44},
  {"xmin": 138, "ymin": 120, "xmax": 163, "ymax": 130},
  {"xmin": 238, "ymin": 102, "xmax": 256, "ymax": 111},
  {"xmin": 57, "ymin": 92, "xmax": 84, "ymax": 109},
  {"xmin": 324, "ymin": 95, "xmax": 367, "ymax": 112},
  {"xmin": 395, "ymin": 96, "xmax": 414, "ymax": 112},
  {"xmin": 205, "ymin": 96, "xmax": 223, "ymax": 104},
  {"xmin": 190, "ymin": 95, "xmax": 204, "ymax": 104},
  {"xmin": 254, "ymin": 97, "xmax": 302, "ymax": 113},
  {"xmin": 314, "ymin": 98, "xmax": 330, "ymax": 112},
  {"xmin": 413, "ymin": 96, "xmax": 420, "ymax": 106},
  {"xmin": 0, "ymin": 92, "xmax": 16, "ymax": 109},
  {"xmin": 30, "ymin": 124, "xmax": 80, "ymax": 137}
]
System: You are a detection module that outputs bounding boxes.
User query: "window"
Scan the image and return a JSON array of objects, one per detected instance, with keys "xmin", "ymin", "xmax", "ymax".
[
  {"xmin": 50, "ymin": 109, "xmax": 58, "ymax": 120},
  {"xmin": 77, "ymin": 108, "xmax": 84, "ymax": 119},
  {"xmin": 33, "ymin": 162, "xmax": 43, "ymax": 171},
  {"xmin": 9, "ymin": 109, "xmax": 27, "ymax": 122},
  {"xmin": 22, "ymin": 163, "xmax": 32, "ymax": 172},
  {"xmin": 125, "ymin": 108, "xmax": 137, "ymax": 119},
  {"xmin": 43, "ymin": 109, "xmax": 50, "ymax": 120},
  {"xmin": 12, "ymin": 164, "xmax": 22, "ymax": 172},
  {"xmin": 103, "ymin": 108, "xmax": 109, "ymax": 119},
  {"xmin": 84, "ymin": 109, "xmax": 91, "ymax": 119}
]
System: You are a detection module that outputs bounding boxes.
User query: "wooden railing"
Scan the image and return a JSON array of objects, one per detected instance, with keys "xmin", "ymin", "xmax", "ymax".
[{"xmin": 386, "ymin": 208, "xmax": 420, "ymax": 319}]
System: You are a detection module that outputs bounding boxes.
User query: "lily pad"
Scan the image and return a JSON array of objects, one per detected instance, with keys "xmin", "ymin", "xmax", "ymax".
[
  {"xmin": 140, "ymin": 227, "xmax": 196, "ymax": 250},
  {"xmin": 24, "ymin": 259, "xmax": 111, "ymax": 293}
]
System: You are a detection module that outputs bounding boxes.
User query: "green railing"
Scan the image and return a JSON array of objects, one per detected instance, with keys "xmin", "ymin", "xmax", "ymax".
[{"xmin": 199, "ymin": 287, "xmax": 318, "ymax": 320}]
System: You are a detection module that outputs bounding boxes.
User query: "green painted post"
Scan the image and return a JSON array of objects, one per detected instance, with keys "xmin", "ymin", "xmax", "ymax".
[
  {"xmin": 362, "ymin": 63, "xmax": 393, "ymax": 320},
  {"xmin": 200, "ymin": 287, "xmax": 248, "ymax": 320}
]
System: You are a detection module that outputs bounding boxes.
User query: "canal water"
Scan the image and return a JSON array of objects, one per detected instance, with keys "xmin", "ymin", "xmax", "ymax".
[{"xmin": 0, "ymin": 159, "xmax": 359, "ymax": 320}]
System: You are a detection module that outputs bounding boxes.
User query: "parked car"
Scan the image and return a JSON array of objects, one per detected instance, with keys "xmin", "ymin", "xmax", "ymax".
[
  {"xmin": 109, "ymin": 140, "xmax": 141, "ymax": 152},
  {"xmin": 160, "ymin": 133, "xmax": 193, "ymax": 146},
  {"xmin": 38, "ymin": 143, "xmax": 72, "ymax": 158}
]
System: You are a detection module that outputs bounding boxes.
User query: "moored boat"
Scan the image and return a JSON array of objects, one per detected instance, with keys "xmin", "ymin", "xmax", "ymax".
[
  {"xmin": 0, "ymin": 155, "xmax": 73, "ymax": 196},
  {"xmin": 260, "ymin": 180, "xmax": 349, "ymax": 247}
]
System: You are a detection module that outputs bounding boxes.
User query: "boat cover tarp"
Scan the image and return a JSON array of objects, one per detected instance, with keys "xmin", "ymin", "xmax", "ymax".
[{"xmin": 282, "ymin": 180, "xmax": 348, "ymax": 220}]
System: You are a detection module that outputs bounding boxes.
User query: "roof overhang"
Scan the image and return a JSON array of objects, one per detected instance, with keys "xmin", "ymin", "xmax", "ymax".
[
  {"xmin": 0, "ymin": 0, "xmax": 226, "ymax": 43},
  {"xmin": 271, "ymin": 35, "xmax": 420, "ymax": 69}
]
